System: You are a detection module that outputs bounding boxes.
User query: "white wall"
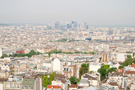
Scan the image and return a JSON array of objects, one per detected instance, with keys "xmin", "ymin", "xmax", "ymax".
[
  {"xmin": 1, "ymin": 65, "xmax": 10, "ymax": 71},
  {"xmin": 52, "ymin": 58, "xmax": 61, "ymax": 73},
  {"xmin": 117, "ymin": 53, "xmax": 126, "ymax": 62},
  {"xmin": 0, "ymin": 48, "xmax": 2, "ymax": 57},
  {"xmin": 0, "ymin": 84, "xmax": 3, "ymax": 90},
  {"xmin": 89, "ymin": 64, "xmax": 101, "ymax": 72}
]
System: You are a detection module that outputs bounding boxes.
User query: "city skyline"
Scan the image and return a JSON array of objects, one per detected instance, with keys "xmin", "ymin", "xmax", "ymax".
[{"xmin": 0, "ymin": 0, "xmax": 135, "ymax": 26}]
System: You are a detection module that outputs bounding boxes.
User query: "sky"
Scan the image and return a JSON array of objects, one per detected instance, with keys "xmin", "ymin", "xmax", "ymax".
[{"xmin": 0, "ymin": 0, "xmax": 135, "ymax": 26}]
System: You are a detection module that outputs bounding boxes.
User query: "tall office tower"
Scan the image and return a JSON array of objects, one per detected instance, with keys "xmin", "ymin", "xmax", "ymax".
[
  {"xmin": 83, "ymin": 22, "xmax": 88, "ymax": 29},
  {"xmin": 66, "ymin": 22, "xmax": 71, "ymax": 29},
  {"xmin": 55, "ymin": 22, "xmax": 61, "ymax": 29},
  {"xmin": 0, "ymin": 48, "xmax": 2, "ymax": 57},
  {"xmin": 100, "ymin": 53, "xmax": 109, "ymax": 63},
  {"xmin": 47, "ymin": 24, "xmax": 52, "ymax": 30},
  {"xmin": 71, "ymin": 21, "xmax": 77, "ymax": 28}
]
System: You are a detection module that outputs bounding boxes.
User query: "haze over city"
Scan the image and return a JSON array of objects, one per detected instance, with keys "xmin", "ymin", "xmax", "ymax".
[
  {"xmin": 1, "ymin": 0, "xmax": 135, "ymax": 90},
  {"xmin": 0, "ymin": 0, "xmax": 135, "ymax": 26}
]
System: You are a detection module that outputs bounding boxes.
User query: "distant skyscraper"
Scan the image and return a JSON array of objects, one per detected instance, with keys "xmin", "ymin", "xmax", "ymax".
[
  {"xmin": 83, "ymin": 22, "xmax": 88, "ymax": 29},
  {"xmin": 55, "ymin": 22, "xmax": 61, "ymax": 29},
  {"xmin": 71, "ymin": 21, "xmax": 77, "ymax": 28},
  {"xmin": 66, "ymin": 22, "xmax": 71, "ymax": 29},
  {"xmin": 47, "ymin": 25, "xmax": 52, "ymax": 30}
]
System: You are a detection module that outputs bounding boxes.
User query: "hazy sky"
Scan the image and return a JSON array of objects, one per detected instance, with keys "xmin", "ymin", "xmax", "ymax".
[{"xmin": 0, "ymin": 0, "xmax": 135, "ymax": 26}]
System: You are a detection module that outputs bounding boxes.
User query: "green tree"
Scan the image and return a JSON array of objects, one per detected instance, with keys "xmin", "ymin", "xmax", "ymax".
[
  {"xmin": 81, "ymin": 63, "xmax": 87, "ymax": 68},
  {"xmin": 122, "ymin": 58, "xmax": 133, "ymax": 66},
  {"xmin": 133, "ymin": 53, "xmax": 135, "ymax": 57},
  {"xmin": 9, "ymin": 54, "xmax": 12, "ymax": 57},
  {"xmin": 98, "ymin": 66, "xmax": 107, "ymax": 81},
  {"xmin": 77, "ymin": 78, "xmax": 80, "ymax": 83},
  {"xmin": 24, "ymin": 44, "xmax": 27, "ymax": 47},
  {"xmin": 36, "ymin": 52, "xmax": 41, "ymax": 55},
  {"xmin": 119, "ymin": 66, "xmax": 124, "ymax": 69},
  {"xmin": 40, "ymin": 73, "xmax": 55, "ymax": 88},
  {"xmin": 69, "ymin": 76, "xmax": 76, "ymax": 84},
  {"xmin": 89, "ymin": 52, "xmax": 95, "ymax": 55},
  {"xmin": 17, "ymin": 53, "xmax": 25, "ymax": 57},
  {"xmin": 98, "ymin": 65, "xmax": 116, "ymax": 81},
  {"xmin": 86, "ymin": 63, "xmax": 89, "ymax": 68},
  {"xmin": 107, "ymin": 67, "xmax": 117, "ymax": 73},
  {"xmin": 29, "ymin": 50, "xmax": 36, "ymax": 55},
  {"xmin": 103, "ymin": 65, "xmax": 110, "ymax": 69},
  {"xmin": 79, "ymin": 63, "xmax": 89, "ymax": 78},
  {"xmin": 33, "ymin": 66, "xmax": 37, "ymax": 69},
  {"xmin": 1, "ymin": 54, "xmax": 8, "ymax": 58},
  {"xmin": 48, "ymin": 52, "xmax": 51, "ymax": 57},
  {"xmin": 127, "ymin": 55, "xmax": 132, "ymax": 58}
]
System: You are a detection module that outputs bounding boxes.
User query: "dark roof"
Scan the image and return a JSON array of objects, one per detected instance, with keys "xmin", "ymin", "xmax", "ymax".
[
  {"xmin": 83, "ymin": 74, "xmax": 97, "ymax": 80},
  {"xmin": 109, "ymin": 82, "xmax": 118, "ymax": 86},
  {"xmin": 0, "ymin": 78, "xmax": 8, "ymax": 81},
  {"xmin": 69, "ymin": 84, "xmax": 78, "ymax": 88},
  {"xmin": 124, "ymin": 71, "xmax": 135, "ymax": 74}
]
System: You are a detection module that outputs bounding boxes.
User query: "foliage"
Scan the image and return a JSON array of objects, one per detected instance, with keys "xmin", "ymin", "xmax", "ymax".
[
  {"xmin": 98, "ymin": 65, "xmax": 116, "ymax": 81},
  {"xmin": 103, "ymin": 65, "xmax": 110, "ymax": 69},
  {"xmin": 1, "ymin": 54, "xmax": 8, "ymax": 58},
  {"xmin": 99, "ymin": 57, "xmax": 102, "ymax": 62},
  {"xmin": 86, "ymin": 63, "xmax": 89, "ymax": 68},
  {"xmin": 9, "ymin": 54, "xmax": 12, "ymax": 57},
  {"xmin": 133, "ymin": 53, "xmax": 135, "ymax": 57},
  {"xmin": 68, "ymin": 39, "xmax": 75, "ymax": 42},
  {"xmin": 89, "ymin": 71, "xmax": 93, "ymax": 73},
  {"xmin": 122, "ymin": 58, "xmax": 133, "ymax": 66},
  {"xmin": 79, "ymin": 63, "xmax": 89, "ymax": 78},
  {"xmin": 48, "ymin": 52, "xmax": 51, "ymax": 57},
  {"xmin": 24, "ymin": 44, "xmax": 27, "ymax": 46},
  {"xmin": 69, "ymin": 76, "xmax": 80, "ymax": 84},
  {"xmin": 98, "ymin": 66, "xmax": 107, "ymax": 81},
  {"xmin": 89, "ymin": 52, "xmax": 95, "ymax": 55},
  {"xmin": 81, "ymin": 63, "xmax": 87, "ymax": 68},
  {"xmin": 9, "ymin": 50, "xmax": 41, "ymax": 58},
  {"xmin": 127, "ymin": 55, "xmax": 132, "ymax": 58},
  {"xmin": 63, "ymin": 52, "xmax": 73, "ymax": 54},
  {"xmin": 69, "ymin": 76, "xmax": 76, "ymax": 84},
  {"xmin": 57, "ymin": 38, "xmax": 67, "ymax": 42},
  {"xmin": 107, "ymin": 67, "xmax": 117, "ymax": 73},
  {"xmin": 33, "ymin": 66, "xmax": 37, "ymax": 69},
  {"xmin": 46, "ymin": 50, "xmax": 95, "ymax": 57},
  {"xmin": 40, "ymin": 73, "xmax": 55, "ymax": 88},
  {"xmin": 77, "ymin": 78, "xmax": 80, "ymax": 83},
  {"xmin": 119, "ymin": 66, "xmax": 124, "ymax": 69}
]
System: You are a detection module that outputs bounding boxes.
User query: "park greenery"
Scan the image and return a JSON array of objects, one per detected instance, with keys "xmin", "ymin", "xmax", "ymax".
[
  {"xmin": 1, "ymin": 50, "xmax": 41, "ymax": 58},
  {"xmin": 40, "ymin": 73, "xmax": 55, "ymax": 88},
  {"xmin": 33, "ymin": 66, "xmax": 37, "ymax": 69},
  {"xmin": 1, "ymin": 54, "xmax": 8, "ymax": 58},
  {"xmin": 69, "ymin": 76, "xmax": 80, "ymax": 84},
  {"xmin": 119, "ymin": 66, "xmax": 124, "ymax": 69},
  {"xmin": 47, "ymin": 49, "xmax": 95, "ymax": 57},
  {"xmin": 119, "ymin": 55, "xmax": 135, "ymax": 68},
  {"xmin": 1, "ymin": 49, "xmax": 95, "ymax": 58},
  {"xmin": 56, "ymin": 38, "xmax": 67, "ymax": 42},
  {"xmin": 98, "ymin": 64, "xmax": 117, "ymax": 81},
  {"xmin": 79, "ymin": 63, "xmax": 89, "ymax": 78}
]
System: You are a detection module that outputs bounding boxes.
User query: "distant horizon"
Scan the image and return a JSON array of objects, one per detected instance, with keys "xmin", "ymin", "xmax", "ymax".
[
  {"xmin": 0, "ymin": 23, "xmax": 134, "ymax": 27},
  {"xmin": 0, "ymin": 0, "xmax": 135, "ymax": 26}
]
